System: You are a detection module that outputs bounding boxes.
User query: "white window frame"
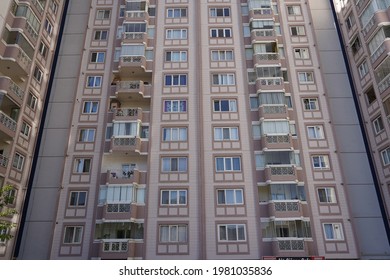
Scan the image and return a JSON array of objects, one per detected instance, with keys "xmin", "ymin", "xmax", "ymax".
[
  {"xmin": 290, "ymin": 26, "xmax": 306, "ymax": 36},
  {"xmin": 44, "ymin": 19, "xmax": 53, "ymax": 35},
  {"xmin": 69, "ymin": 191, "xmax": 87, "ymax": 207},
  {"xmin": 215, "ymin": 157, "xmax": 241, "ymax": 172},
  {"xmin": 163, "ymin": 100, "xmax": 187, "ymax": 113},
  {"xmin": 12, "ymin": 152, "xmax": 25, "ymax": 171},
  {"xmin": 317, "ymin": 187, "xmax": 337, "ymax": 203},
  {"xmin": 165, "ymin": 50, "xmax": 187, "ymax": 62},
  {"xmin": 373, "ymin": 116, "xmax": 384, "ymax": 134},
  {"xmin": 93, "ymin": 30, "xmax": 108, "ymax": 40},
  {"xmin": 97, "ymin": 10, "xmax": 110, "ymax": 20},
  {"xmin": 33, "ymin": 66, "xmax": 43, "ymax": 83},
  {"xmin": 209, "ymin": 7, "xmax": 230, "ymax": 17},
  {"xmin": 287, "ymin": 5, "xmax": 302, "ymax": 15},
  {"xmin": 86, "ymin": 76, "xmax": 102, "ymax": 88},
  {"xmin": 38, "ymin": 41, "xmax": 48, "ymax": 58},
  {"xmin": 78, "ymin": 128, "xmax": 96, "ymax": 142},
  {"xmin": 214, "ymin": 127, "xmax": 239, "ymax": 141},
  {"xmin": 307, "ymin": 125, "xmax": 324, "ymax": 139},
  {"xmin": 73, "ymin": 158, "xmax": 91, "ymax": 173},
  {"xmin": 218, "ymin": 224, "xmax": 246, "ymax": 242},
  {"xmin": 162, "ymin": 127, "xmax": 187, "ymax": 141},
  {"xmin": 298, "ymin": 72, "xmax": 314, "ymax": 83},
  {"xmin": 210, "ymin": 28, "xmax": 232, "ymax": 38},
  {"xmin": 294, "ymin": 48, "xmax": 310, "ymax": 59},
  {"xmin": 63, "ymin": 226, "xmax": 83, "ymax": 244},
  {"xmin": 161, "ymin": 157, "xmax": 188, "ymax": 172},
  {"xmin": 303, "ymin": 98, "xmax": 318, "ymax": 110},
  {"xmin": 27, "ymin": 92, "xmax": 38, "ymax": 110},
  {"xmin": 211, "ymin": 50, "xmax": 234, "ymax": 61},
  {"xmin": 164, "ymin": 74, "xmax": 187, "ymax": 86},
  {"xmin": 217, "ymin": 189, "xmax": 244, "ymax": 205},
  {"xmin": 90, "ymin": 52, "xmax": 105, "ymax": 63},
  {"xmin": 381, "ymin": 147, "xmax": 390, "ymax": 166},
  {"xmin": 166, "ymin": 29, "xmax": 187, "ymax": 39},
  {"xmin": 20, "ymin": 121, "xmax": 31, "ymax": 138},
  {"xmin": 82, "ymin": 101, "xmax": 99, "ymax": 114},
  {"xmin": 159, "ymin": 225, "xmax": 187, "ymax": 243},
  {"xmin": 323, "ymin": 223, "xmax": 344, "ymax": 240},
  {"xmin": 212, "ymin": 73, "xmax": 235, "ymax": 85},
  {"xmin": 213, "ymin": 99, "xmax": 237, "ymax": 112},
  {"xmin": 160, "ymin": 190, "xmax": 187, "ymax": 205},
  {"xmin": 166, "ymin": 8, "xmax": 187, "ymax": 18},
  {"xmin": 358, "ymin": 60, "xmax": 369, "ymax": 78},
  {"xmin": 312, "ymin": 155, "xmax": 330, "ymax": 169}
]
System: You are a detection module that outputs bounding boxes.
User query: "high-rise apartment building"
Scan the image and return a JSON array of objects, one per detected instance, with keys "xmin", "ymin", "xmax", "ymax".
[
  {"xmin": 331, "ymin": 0, "xmax": 390, "ymax": 238},
  {"xmin": 3, "ymin": 0, "xmax": 390, "ymax": 260},
  {"xmin": 0, "ymin": 0, "xmax": 66, "ymax": 259}
]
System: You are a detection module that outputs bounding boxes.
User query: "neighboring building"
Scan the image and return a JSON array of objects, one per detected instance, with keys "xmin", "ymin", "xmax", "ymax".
[
  {"xmin": 8, "ymin": 0, "xmax": 390, "ymax": 260},
  {"xmin": 331, "ymin": 0, "xmax": 390, "ymax": 242},
  {"xmin": 0, "ymin": 0, "xmax": 66, "ymax": 259}
]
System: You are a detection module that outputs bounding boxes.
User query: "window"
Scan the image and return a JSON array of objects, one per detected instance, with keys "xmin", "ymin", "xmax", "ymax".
[
  {"xmin": 86, "ymin": 76, "xmax": 102, "ymax": 88},
  {"xmin": 69, "ymin": 191, "xmax": 87, "ymax": 207},
  {"xmin": 217, "ymin": 189, "xmax": 243, "ymax": 205},
  {"xmin": 33, "ymin": 66, "xmax": 43, "ymax": 83},
  {"xmin": 50, "ymin": 1, "xmax": 58, "ymax": 14},
  {"xmin": 213, "ymin": 99, "xmax": 237, "ymax": 112},
  {"xmin": 358, "ymin": 60, "xmax": 369, "ymax": 78},
  {"xmin": 12, "ymin": 152, "xmax": 24, "ymax": 170},
  {"xmin": 214, "ymin": 127, "xmax": 239, "ymax": 141},
  {"xmin": 165, "ymin": 51, "xmax": 187, "ymax": 62},
  {"xmin": 218, "ymin": 224, "xmax": 246, "ymax": 241},
  {"xmin": 373, "ymin": 116, "xmax": 384, "ymax": 134},
  {"xmin": 294, "ymin": 48, "xmax": 310, "ymax": 59},
  {"xmin": 365, "ymin": 87, "xmax": 376, "ymax": 104},
  {"xmin": 44, "ymin": 19, "xmax": 53, "ymax": 35},
  {"xmin": 93, "ymin": 30, "xmax": 108, "ymax": 40},
  {"xmin": 290, "ymin": 26, "xmax": 305, "ymax": 36},
  {"xmin": 323, "ymin": 223, "xmax": 343, "ymax": 240},
  {"xmin": 164, "ymin": 74, "xmax": 187, "ymax": 86},
  {"xmin": 123, "ymin": 23, "xmax": 147, "ymax": 33},
  {"xmin": 209, "ymin": 8, "xmax": 230, "ymax": 17},
  {"xmin": 97, "ymin": 10, "xmax": 110, "ymax": 19},
  {"xmin": 287, "ymin": 5, "xmax": 301, "ymax": 15},
  {"xmin": 381, "ymin": 147, "xmax": 390, "ymax": 166},
  {"xmin": 90, "ymin": 52, "xmax": 105, "ymax": 63},
  {"xmin": 298, "ymin": 72, "xmax": 314, "ymax": 83},
  {"xmin": 318, "ymin": 187, "xmax": 337, "ymax": 203},
  {"xmin": 307, "ymin": 125, "xmax": 324, "ymax": 139},
  {"xmin": 303, "ymin": 98, "xmax": 318, "ymax": 110},
  {"xmin": 162, "ymin": 127, "xmax": 187, "ymax": 141},
  {"xmin": 20, "ymin": 121, "xmax": 31, "ymax": 137},
  {"xmin": 212, "ymin": 74, "xmax": 235, "ymax": 85},
  {"xmin": 38, "ymin": 41, "xmax": 48, "ymax": 58},
  {"xmin": 210, "ymin": 28, "xmax": 232, "ymax": 38},
  {"xmin": 166, "ymin": 29, "xmax": 187, "ymax": 39},
  {"xmin": 164, "ymin": 100, "xmax": 187, "ymax": 113},
  {"xmin": 27, "ymin": 92, "xmax": 38, "ymax": 110},
  {"xmin": 162, "ymin": 157, "xmax": 188, "ymax": 172},
  {"xmin": 215, "ymin": 157, "xmax": 241, "ymax": 171},
  {"xmin": 346, "ymin": 13, "xmax": 355, "ymax": 30},
  {"xmin": 63, "ymin": 226, "xmax": 83, "ymax": 244},
  {"xmin": 312, "ymin": 155, "xmax": 330, "ymax": 169},
  {"xmin": 78, "ymin": 128, "xmax": 95, "ymax": 142},
  {"xmin": 82, "ymin": 101, "xmax": 99, "ymax": 114},
  {"xmin": 211, "ymin": 50, "xmax": 234, "ymax": 61},
  {"xmin": 73, "ymin": 158, "xmax": 91, "ymax": 173},
  {"xmin": 159, "ymin": 225, "xmax": 187, "ymax": 242},
  {"xmin": 161, "ymin": 190, "xmax": 187, "ymax": 205},
  {"xmin": 167, "ymin": 8, "xmax": 187, "ymax": 18},
  {"xmin": 351, "ymin": 36, "xmax": 361, "ymax": 55}
]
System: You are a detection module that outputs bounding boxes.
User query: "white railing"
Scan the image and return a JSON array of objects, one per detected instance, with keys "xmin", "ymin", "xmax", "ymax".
[
  {"xmin": 114, "ymin": 108, "xmax": 139, "ymax": 117},
  {"xmin": 274, "ymin": 201, "xmax": 300, "ymax": 212},
  {"xmin": 278, "ymin": 239, "xmax": 304, "ymax": 251},
  {"xmin": 0, "ymin": 154, "xmax": 8, "ymax": 168},
  {"xmin": 125, "ymin": 11, "xmax": 146, "ymax": 19},
  {"xmin": 253, "ymin": 8, "xmax": 273, "ymax": 15},
  {"xmin": 270, "ymin": 166, "xmax": 295, "ymax": 176},
  {"xmin": 113, "ymin": 137, "xmax": 138, "ymax": 147},
  {"xmin": 121, "ymin": 56, "xmax": 143, "ymax": 64},
  {"xmin": 116, "ymin": 81, "xmax": 141, "ymax": 91},
  {"xmin": 259, "ymin": 77, "xmax": 283, "ymax": 86},
  {"xmin": 8, "ymin": 79, "xmax": 25, "ymax": 100},
  {"xmin": 107, "ymin": 203, "xmax": 131, "ymax": 213},
  {"xmin": 265, "ymin": 134, "xmax": 290, "ymax": 144},
  {"xmin": 255, "ymin": 53, "xmax": 279, "ymax": 61},
  {"xmin": 253, "ymin": 29, "xmax": 275, "ymax": 37},
  {"xmin": 25, "ymin": 21, "xmax": 38, "ymax": 41},
  {"xmin": 103, "ymin": 240, "xmax": 128, "ymax": 252},
  {"xmin": 122, "ymin": 32, "xmax": 145, "ymax": 40},
  {"xmin": 0, "ymin": 111, "xmax": 17, "ymax": 132}
]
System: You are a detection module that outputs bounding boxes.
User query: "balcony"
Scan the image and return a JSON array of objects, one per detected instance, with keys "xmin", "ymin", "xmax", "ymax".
[
  {"xmin": 32, "ymin": 0, "xmax": 45, "ymax": 15},
  {"xmin": 268, "ymin": 201, "xmax": 303, "ymax": 218},
  {"xmin": 118, "ymin": 56, "xmax": 148, "ymax": 77},
  {"xmin": 124, "ymin": 11, "xmax": 149, "ymax": 22},
  {"xmin": 361, "ymin": 11, "xmax": 388, "ymax": 40},
  {"xmin": 251, "ymin": 29, "xmax": 277, "ymax": 42},
  {"xmin": 0, "ymin": 154, "xmax": 9, "ymax": 175},
  {"xmin": 111, "ymin": 107, "xmax": 150, "ymax": 123},
  {"xmin": 271, "ymin": 239, "xmax": 309, "ymax": 256},
  {"xmin": 0, "ymin": 76, "xmax": 25, "ymax": 107},
  {"xmin": 258, "ymin": 105, "xmax": 288, "ymax": 119},
  {"xmin": 109, "ymin": 137, "xmax": 148, "ymax": 154},
  {"xmin": 261, "ymin": 134, "xmax": 293, "ymax": 150},
  {"xmin": 256, "ymin": 78, "xmax": 284, "ymax": 92},
  {"xmin": 0, "ymin": 111, "xmax": 17, "ymax": 139},
  {"xmin": 95, "ymin": 240, "xmax": 144, "ymax": 260},
  {"xmin": 249, "ymin": 8, "xmax": 273, "ymax": 20},
  {"xmin": 115, "ymin": 81, "xmax": 152, "ymax": 100},
  {"xmin": 106, "ymin": 169, "xmax": 147, "ymax": 185},
  {"xmin": 0, "ymin": 45, "xmax": 32, "ymax": 78},
  {"xmin": 122, "ymin": 32, "xmax": 148, "ymax": 44},
  {"xmin": 371, "ymin": 39, "xmax": 390, "ymax": 66},
  {"xmin": 253, "ymin": 53, "xmax": 280, "ymax": 65},
  {"xmin": 264, "ymin": 165, "xmax": 299, "ymax": 182},
  {"xmin": 378, "ymin": 73, "xmax": 390, "ymax": 95}
]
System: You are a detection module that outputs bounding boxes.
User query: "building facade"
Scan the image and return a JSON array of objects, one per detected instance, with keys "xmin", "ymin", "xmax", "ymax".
[
  {"xmin": 8, "ymin": 0, "xmax": 390, "ymax": 259},
  {"xmin": 0, "ymin": 0, "xmax": 65, "ymax": 259}
]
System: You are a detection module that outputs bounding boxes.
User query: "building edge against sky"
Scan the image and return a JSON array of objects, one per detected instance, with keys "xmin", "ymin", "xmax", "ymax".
[{"xmin": 0, "ymin": 0, "xmax": 389, "ymax": 259}]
